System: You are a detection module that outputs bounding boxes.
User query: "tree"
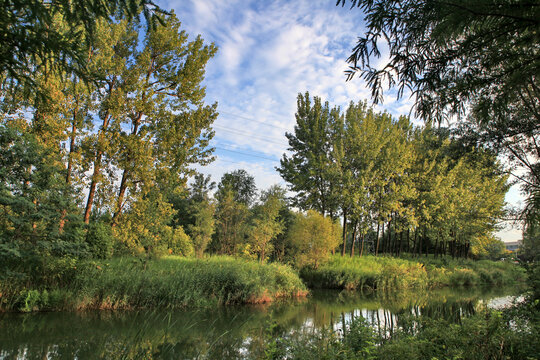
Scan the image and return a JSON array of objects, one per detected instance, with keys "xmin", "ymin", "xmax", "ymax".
[
  {"xmin": 471, "ymin": 235, "xmax": 506, "ymax": 260},
  {"xmin": 339, "ymin": 0, "xmax": 539, "ymax": 123},
  {"xmin": 1, "ymin": 0, "xmax": 166, "ymax": 97},
  {"xmin": 216, "ymin": 169, "xmax": 257, "ymax": 207},
  {"xmin": 112, "ymin": 188, "xmax": 190, "ymax": 256},
  {"xmin": 109, "ymin": 13, "xmax": 217, "ymax": 225},
  {"xmin": 287, "ymin": 210, "xmax": 341, "ymax": 268},
  {"xmin": 213, "ymin": 187, "xmax": 249, "ymax": 255},
  {"xmin": 248, "ymin": 185, "xmax": 286, "ymax": 263},
  {"xmin": 278, "ymin": 93, "xmax": 340, "ymax": 217},
  {"xmin": 187, "ymin": 198, "xmax": 215, "ymax": 258},
  {"xmin": 190, "ymin": 173, "xmax": 216, "ymax": 202},
  {"xmin": 73, "ymin": 14, "xmax": 217, "ymax": 225},
  {"xmin": 0, "ymin": 121, "xmax": 86, "ymax": 272}
]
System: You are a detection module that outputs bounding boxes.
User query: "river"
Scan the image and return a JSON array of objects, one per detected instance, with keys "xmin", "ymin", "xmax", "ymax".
[{"xmin": 0, "ymin": 285, "xmax": 524, "ymax": 359}]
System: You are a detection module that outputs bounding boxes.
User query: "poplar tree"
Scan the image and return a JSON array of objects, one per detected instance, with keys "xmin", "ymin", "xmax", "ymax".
[
  {"xmin": 278, "ymin": 93, "xmax": 340, "ymax": 217},
  {"xmin": 111, "ymin": 13, "xmax": 217, "ymax": 225}
]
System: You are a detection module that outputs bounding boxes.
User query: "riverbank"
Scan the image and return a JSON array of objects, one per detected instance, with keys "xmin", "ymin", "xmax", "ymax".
[
  {"xmin": 1, "ymin": 254, "xmax": 526, "ymax": 312},
  {"xmin": 0, "ymin": 256, "xmax": 307, "ymax": 312},
  {"xmin": 300, "ymin": 255, "xmax": 526, "ymax": 291}
]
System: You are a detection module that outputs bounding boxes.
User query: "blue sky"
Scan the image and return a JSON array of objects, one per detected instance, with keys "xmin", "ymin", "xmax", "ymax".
[{"xmin": 162, "ymin": 0, "xmax": 522, "ymax": 241}]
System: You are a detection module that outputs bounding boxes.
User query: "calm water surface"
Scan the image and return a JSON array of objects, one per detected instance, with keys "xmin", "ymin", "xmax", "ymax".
[{"xmin": 0, "ymin": 286, "xmax": 523, "ymax": 359}]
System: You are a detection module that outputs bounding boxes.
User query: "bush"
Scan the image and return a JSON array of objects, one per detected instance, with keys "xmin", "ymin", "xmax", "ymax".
[
  {"xmin": 86, "ymin": 222, "xmax": 114, "ymax": 259},
  {"xmin": 168, "ymin": 227, "xmax": 194, "ymax": 256}
]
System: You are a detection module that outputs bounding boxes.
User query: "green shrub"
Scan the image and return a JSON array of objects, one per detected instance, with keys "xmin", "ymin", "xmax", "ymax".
[
  {"xmin": 86, "ymin": 222, "xmax": 114, "ymax": 259},
  {"xmin": 168, "ymin": 227, "xmax": 194, "ymax": 256}
]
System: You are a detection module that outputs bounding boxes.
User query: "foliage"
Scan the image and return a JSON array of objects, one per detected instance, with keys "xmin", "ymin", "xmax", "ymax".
[
  {"xmin": 278, "ymin": 92, "xmax": 340, "ymax": 217},
  {"xmin": 248, "ymin": 185, "xmax": 286, "ymax": 263},
  {"xmin": 0, "ymin": 121, "xmax": 87, "ymax": 289},
  {"xmin": 113, "ymin": 189, "xmax": 185, "ymax": 256},
  {"xmin": 279, "ymin": 94, "xmax": 508, "ymax": 259},
  {"xmin": 216, "ymin": 169, "xmax": 257, "ymax": 207},
  {"xmin": 86, "ymin": 221, "xmax": 114, "ymax": 259},
  {"xmin": 167, "ymin": 227, "xmax": 194, "ymax": 257},
  {"xmin": 339, "ymin": 0, "xmax": 539, "ymax": 253},
  {"xmin": 288, "ymin": 210, "xmax": 341, "ymax": 268},
  {"xmin": 213, "ymin": 187, "xmax": 250, "ymax": 255},
  {"xmin": 1, "ymin": 0, "xmax": 166, "ymax": 97},
  {"xmin": 470, "ymin": 235, "xmax": 506, "ymax": 260},
  {"xmin": 339, "ymin": 0, "xmax": 539, "ymax": 125},
  {"xmin": 187, "ymin": 198, "xmax": 215, "ymax": 258}
]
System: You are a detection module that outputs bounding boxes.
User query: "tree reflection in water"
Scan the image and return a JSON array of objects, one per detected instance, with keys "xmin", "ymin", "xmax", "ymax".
[{"xmin": 0, "ymin": 285, "xmax": 523, "ymax": 359}]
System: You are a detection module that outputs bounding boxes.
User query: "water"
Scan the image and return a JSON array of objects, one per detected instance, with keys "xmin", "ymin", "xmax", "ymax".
[{"xmin": 0, "ymin": 286, "xmax": 523, "ymax": 359}]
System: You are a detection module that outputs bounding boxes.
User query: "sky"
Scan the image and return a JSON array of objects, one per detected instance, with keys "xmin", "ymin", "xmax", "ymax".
[{"xmin": 162, "ymin": 0, "xmax": 523, "ymax": 242}]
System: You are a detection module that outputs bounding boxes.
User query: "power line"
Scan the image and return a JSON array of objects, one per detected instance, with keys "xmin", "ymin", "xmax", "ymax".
[
  {"xmin": 214, "ymin": 146, "xmax": 281, "ymax": 163},
  {"xmin": 213, "ymin": 124, "xmax": 288, "ymax": 146},
  {"xmin": 218, "ymin": 110, "xmax": 291, "ymax": 131}
]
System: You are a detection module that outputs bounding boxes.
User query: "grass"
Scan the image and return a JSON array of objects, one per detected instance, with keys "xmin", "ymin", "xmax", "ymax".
[
  {"xmin": 300, "ymin": 255, "xmax": 526, "ymax": 291},
  {"xmin": 0, "ymin": 256, "xmax": 307, "ymax": 312}
]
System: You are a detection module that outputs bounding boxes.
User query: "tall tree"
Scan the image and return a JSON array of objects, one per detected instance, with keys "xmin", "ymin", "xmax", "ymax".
[
  {"xmin": 82, "ymin": 19, "xmax": 136, "ymax": 224},
  {"xmin": 278, "ymin": 92, "xmax": 340, "ymax": 217},
  {"xmin": 213, "ymin": 187, "xmax": 249, "ymax": 255},
  {"xmin": 110, "ymin": 13, "xmax": 217, "ymax": 225}
]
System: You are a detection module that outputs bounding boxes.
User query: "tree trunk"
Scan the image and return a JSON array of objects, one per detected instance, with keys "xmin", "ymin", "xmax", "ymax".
[
  {"xmin": 350, "ymin": 221, "xmax": 357, "ymax": 257},
  {"xmin": 112, "ymin": 111, "xmax": 143, "ymax": 226},
  {"xmin": 360, "ymin": 233, "xmax": 365, "ymax": 257},
  {"xmin": 341, "ymin": 208, "xmax": 348, "ymax": 256},
  {"xmin": 84, "ymin": 159, "xmax": 101, "ymax": 224},
  {"xmin": 399, "ymin": 231, "xmax": 404, "ymax": 256},
  {"xmin": 83, "ymin": 84, "xmax": 114, "ymax": 225},
  {"xmin": 423, "ymin": 226, "xmax": 428, "ymax": 257},
  {"xmin": 375, "ymin": 221, "xmax": 381, "ymax": 256},
  {"xmin": 59, "ymin": 119, "xmax": 78, "ymax": 232},
  {"xmin": 406, "ymin": 228, "xmax": 410, "ymax": 254}
]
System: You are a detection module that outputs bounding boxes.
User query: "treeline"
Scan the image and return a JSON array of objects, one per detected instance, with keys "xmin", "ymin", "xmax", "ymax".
[{"xmin": 278, "ymin": 93, "xmax": 509, "ymax": 259}]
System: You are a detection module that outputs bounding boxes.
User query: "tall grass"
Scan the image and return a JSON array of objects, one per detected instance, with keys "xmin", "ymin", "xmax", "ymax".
[
  {"xmin": 300, "ymin": 255, "xmax": 526, "ymax": 291},
  {"xmin": 1, "ymin": 256, "xmax": 307, "ymax": 312}
]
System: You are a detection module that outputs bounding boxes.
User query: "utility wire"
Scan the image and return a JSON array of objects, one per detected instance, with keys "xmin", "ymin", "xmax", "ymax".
[
  {"xmin": 214, "ymin": 146, "xmax": 280, "ymax": 162},
  {"xmin": 218, "ymin": 110, "xmax": 291, "ymax": 131},
  {"xmin": 213, "ymin": 124, "xmax": 288, "ymax": 146}
]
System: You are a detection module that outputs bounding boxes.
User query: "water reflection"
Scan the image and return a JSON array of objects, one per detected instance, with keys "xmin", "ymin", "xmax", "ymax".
[{"xmin": 0, "ymin": 285, "xmax": 523, "ymax": 359}]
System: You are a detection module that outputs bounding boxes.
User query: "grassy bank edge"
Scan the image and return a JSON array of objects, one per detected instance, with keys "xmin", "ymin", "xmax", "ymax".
[
  {"xmin": 0, "ymin": 256, "xmax": 308, "ymax": 312},
  {"xmin": 300, "ymin": 255, "xmax": 527, "ymax": 291}
]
